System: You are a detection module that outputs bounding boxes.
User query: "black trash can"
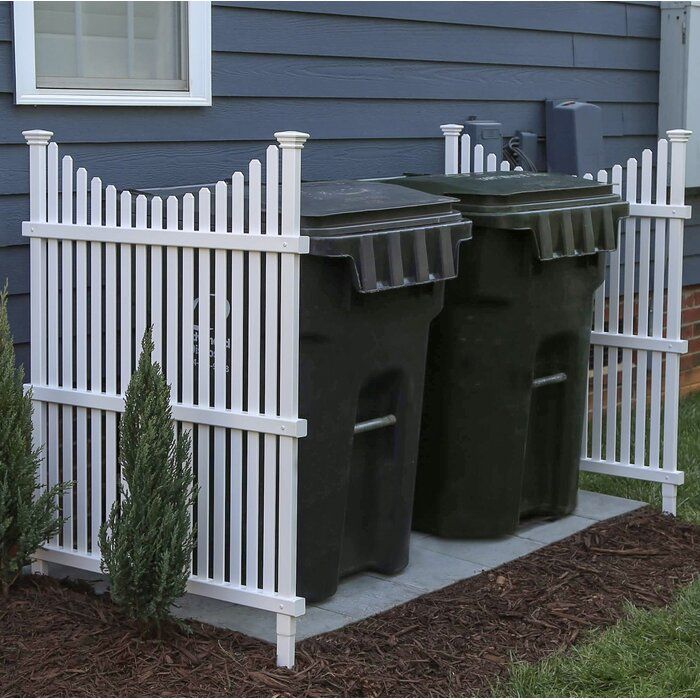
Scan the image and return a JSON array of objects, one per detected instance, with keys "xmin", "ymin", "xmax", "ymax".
[
  {"xmin": 380, "ymin": 172, "xmax": 628, "ymax": 538},
  {"xmin": 134, "ymin": 180, "xmax": 472, "ymax": 601}
]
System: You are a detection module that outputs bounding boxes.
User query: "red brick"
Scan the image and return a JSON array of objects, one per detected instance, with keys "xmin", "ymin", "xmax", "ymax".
[
  {"xmin": 681, "ymin": 354, "xmax": 696, "ymax": 371},
  {"xmin": 683, "ymin": 306, "xmax": 700, "ymax": 324}
]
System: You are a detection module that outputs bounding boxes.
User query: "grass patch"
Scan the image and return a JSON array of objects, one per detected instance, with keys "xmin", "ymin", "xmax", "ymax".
[
  {"xmin": 497, "ymin": 391, "xmax": 700, "ymax": 697},
  {"xmin": 496, "ymin": 578, "xmax": 700, "ymax": 697},
  {"xmin": 581, "ymin": 391, "xmax": 700, "ymax": 524}
]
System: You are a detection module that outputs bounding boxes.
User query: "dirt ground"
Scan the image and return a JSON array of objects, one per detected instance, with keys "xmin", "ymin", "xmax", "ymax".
[{"xmin": 2, "ymin": 507, "xmax": 698, "ymax": 698}]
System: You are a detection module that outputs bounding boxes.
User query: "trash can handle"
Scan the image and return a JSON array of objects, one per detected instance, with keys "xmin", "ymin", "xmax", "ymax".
[
  {"xmin": 532, "ymin": 372, "xmax": 567, "ymax": 389},
  {"xmin": 354, "ymin": 414, "xmax": 397, "ymax": 435}
]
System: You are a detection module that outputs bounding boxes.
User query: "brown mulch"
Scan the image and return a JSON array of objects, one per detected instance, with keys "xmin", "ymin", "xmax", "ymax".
[{"xmin": 1, "ymin": 507, "xmax": 699, "ymax": 697}]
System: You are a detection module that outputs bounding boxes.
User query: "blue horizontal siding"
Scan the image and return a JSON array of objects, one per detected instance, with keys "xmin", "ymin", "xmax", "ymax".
[
  {"xmin": 0, "ymin": 96, "xmax": 659, "ymax": 145},
  {"xmin": 219, "ymin": 2, "xmax": 659, "ymax": 38},
  {"xmin": 0, "ymin": 0, "xmax": 669, "ymax": 366},
  {"xmin": 212, "ymin": 7, "xmax": 659, "ymax": 70}
]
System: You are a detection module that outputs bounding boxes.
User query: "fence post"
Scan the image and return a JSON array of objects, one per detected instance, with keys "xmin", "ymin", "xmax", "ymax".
[
  {"xmin": 662, "ymin": 128, "xmax": 692, "ymax": 515},
  {"xmin": 441, "ymin": 124, "xmax": 463, "ymax": 175},
  {"xmin": 273, "ymin": 129, "xmax": 309, "ymax": 669},
  {"xmin": 23, "ymin": 129, "xmax": 53, "ymax": 576}
]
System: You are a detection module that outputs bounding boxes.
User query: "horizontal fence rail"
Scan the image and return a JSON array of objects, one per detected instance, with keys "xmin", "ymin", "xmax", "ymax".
[
  {"xmin": 441, "ymin": 123, "xmax": 692, "ymax": 514},
  {"xmin": 23, "ymin": 127, "xmax": 310, "ymax": 668}
]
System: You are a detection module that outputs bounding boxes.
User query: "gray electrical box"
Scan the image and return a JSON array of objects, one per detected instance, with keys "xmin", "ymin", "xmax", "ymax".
[
  {"xmin": 545, "ymin": 100, "xmax": 603, "ymax": 176},
  {"xmin": 463, "ymin": 119, "xmax": 503, "ymax": 162}
]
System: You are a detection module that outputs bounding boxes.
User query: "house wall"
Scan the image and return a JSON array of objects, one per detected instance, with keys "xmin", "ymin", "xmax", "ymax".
[{"xmin": 0, "ymin": 1, "xmax": 667, "ymax": 372}]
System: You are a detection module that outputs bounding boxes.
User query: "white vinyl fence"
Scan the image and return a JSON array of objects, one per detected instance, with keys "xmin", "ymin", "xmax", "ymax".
[
  {"xmin": 23, "ymin": 128, "xmax": 310, "ymax": 668},
  {"xmin": 441, "ymin": 123, "xmax": 692, "ymax": 514}
]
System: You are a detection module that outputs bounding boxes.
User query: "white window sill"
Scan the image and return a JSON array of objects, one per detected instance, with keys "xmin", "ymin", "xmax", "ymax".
[{"xmin": 15, "ymin": 92, "xmax": 213, "ymax": 107}]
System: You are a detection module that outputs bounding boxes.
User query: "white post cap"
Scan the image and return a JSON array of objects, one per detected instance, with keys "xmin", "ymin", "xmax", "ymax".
[
  {"xmin": 274, "ymin": 131, "xmax": 310, "ymax": 149},
  {"xmin": 440, "ymin": 124, "xmax": 463, "ymax": 135},
  {"xmin": 667, "ymin": 128, "xmax": 692, "ymax": 143},
  {"xmin": 22, "ymin": 129, "xmax": 53, "ymax": 145}
]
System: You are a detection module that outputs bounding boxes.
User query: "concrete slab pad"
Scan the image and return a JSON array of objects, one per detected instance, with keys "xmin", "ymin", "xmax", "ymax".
[
  {"xmin": 173, "ymin": 594, "xmax": 352, "ymax": 642},
  {"xmin": 516, "ymin": 514, "xmax": 597, "ymax": 545},
  {"xmin": 315, "ymin": 573, "xmax": 421, "ymax": 620},
  {"xmin": 368, "ymin": 542, "xmax": 485, "ymax": 592},
  {"xmin": 415, "ymin": 532, "xmax": 542, "ymax": 568},
  {"xmin": 574, "ymin": 489, "xmax": 646, "ymax": 521}
]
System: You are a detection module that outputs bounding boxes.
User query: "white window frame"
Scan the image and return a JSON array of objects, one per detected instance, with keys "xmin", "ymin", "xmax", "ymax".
[{"xmin": 13, "ymin": 0, "xmax": 212, "ymax": 106}]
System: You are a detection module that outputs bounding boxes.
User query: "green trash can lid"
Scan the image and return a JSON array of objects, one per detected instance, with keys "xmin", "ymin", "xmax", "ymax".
[
  {"xmin": 129, "ymin": 180, "xmax": 473, "ymax": 293},
  {"xmin": 383, "ymin": 172, "xmax": 629, "ymax": 261},
  {"xmin": 298, "ymin": 180, "xmax": 459, "ymax": 236}
]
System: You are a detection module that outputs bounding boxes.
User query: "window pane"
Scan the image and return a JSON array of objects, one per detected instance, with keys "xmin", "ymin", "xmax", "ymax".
[{"xmin": 34, "ymin": 1, "xmax": 188, "ymax": 91}]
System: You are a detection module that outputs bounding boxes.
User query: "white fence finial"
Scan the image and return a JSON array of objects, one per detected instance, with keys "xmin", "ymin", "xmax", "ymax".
[
  {"xmin": 440, "ymin": 123, "xmax": 463, "ymax": 136},
  {"xmin": 666, "ymin": 128, "xmax": 692, "ymax": 142},
  {"xmin": 22, "ymin": 129, "xmax": 53, "ymax": 146},
  {"xmin": 441, "ymin": 123, "xmax": 463, "ymax": 175},
  {"xmin": 274, "ymin": 131, "xmax": 310, "ymax": 149}
]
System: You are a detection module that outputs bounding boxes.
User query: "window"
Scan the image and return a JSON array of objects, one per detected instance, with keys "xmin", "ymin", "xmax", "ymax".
[{"xmin": 13, "ymin": 1, "xmax": 211, "ymax": 106}]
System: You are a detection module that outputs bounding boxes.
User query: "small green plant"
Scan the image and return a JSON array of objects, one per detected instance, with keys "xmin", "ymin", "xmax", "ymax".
[
  {"xmin": 0, "ymin": 285, "xmax": 69, "ymax": 595},
  {"xmin": 99, "ymin": 327, "xmax": 196, "ymax": 635}
]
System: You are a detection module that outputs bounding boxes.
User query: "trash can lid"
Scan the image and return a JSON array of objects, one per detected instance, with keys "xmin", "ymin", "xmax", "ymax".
[
  {"xmin": 298, "ymin": 180, "xmax": 459, "ymax": 236},
  {"xmin": 383, "ymin": 172, "xmax": 618, "ymax": 212},
  {"xmin": 382, "ymin": 172, "xmax": 629, "ymax": 261},
  {"xmin": 129, "ymin": 180, "xmax": 473, "ymax": 294}
]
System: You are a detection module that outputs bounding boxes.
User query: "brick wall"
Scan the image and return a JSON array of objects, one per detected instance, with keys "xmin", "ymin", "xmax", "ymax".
[{"xmin": 681, "ymin": 283, "xmax": 700, "ymax": 396}]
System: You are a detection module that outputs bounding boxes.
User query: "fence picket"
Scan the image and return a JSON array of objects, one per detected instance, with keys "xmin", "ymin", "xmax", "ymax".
[
  {"xmin": 150, "ymin": 197, "xmax": 163, "ymax": 365},
  {"xmin": 473, "ymin": 144, "xmax": 484, "ymax": 173},
  {"xmin": 605, "ymin": 164, "xmax": 624, "ymax": 462},
  {"xmin": 181, "ymin": 192, "xmax": 195, "ymax": 571},
  {"xmin": 60, "ymin": 155, "xmax": 74, "ymax": 548},
  {"xmin": 633, "ymin": 150, "xmax": 653, "ymax": 466},
  {"xmin": 619, "ymin": 158, "xmax": 638, "ymax": 464},
  {"xmin": 263, "ymin": 145, "xmax": 280, "ymax": 592},
  {"xmin": 460, "ymin": 133, "xmax": 471, "ymax": 174},
  {"xmin": 166, "ymin": 197, "xmax": 179, "ymax": 400},
  {"xmin": 46, "ymin": 143, "xmax": 59, "ymax": 546},
  {"xmin": 90, "ymin": 177, "xmax": 103, "ymax": 551},
  {"xmin": 230, "ymin": 173, "xmax": 245, "ymax": 586},
  {"xmin": 104, "ymin": 186, "xmax": 118, "ymax": 526},
  {"xmin": 213, "ymin": 181, "xmax": 227, "ymax": 583},
  {"xmin": 135, "ymin": 195, "xmax": 147, "ymax": 349},
  {"xmin": 196, "ymin": 187, "xmax": 211, "ymax": 579},
  {"xmin": 75, "ymin": 167, "xmax": 89, "ymax": 552},
  {"xmin": 246, "ymin": 161, "xmax": 263, "ymax": 590},
  {"xmin": 590, "ymin": 170, "xmax": 609, "ymax": 461},
  {"xmin": 649, "ymin": 139, "xmax": 669, "ymax": 468}
]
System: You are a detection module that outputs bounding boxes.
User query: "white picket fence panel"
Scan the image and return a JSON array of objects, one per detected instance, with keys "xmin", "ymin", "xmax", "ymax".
[
  {"xmin": 23, "ymin": 128, "xmax": 310, "ymax": 668},
  {"xmin": 441, "ymin": 123, "xmax": 692, "ymax": 514}
]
